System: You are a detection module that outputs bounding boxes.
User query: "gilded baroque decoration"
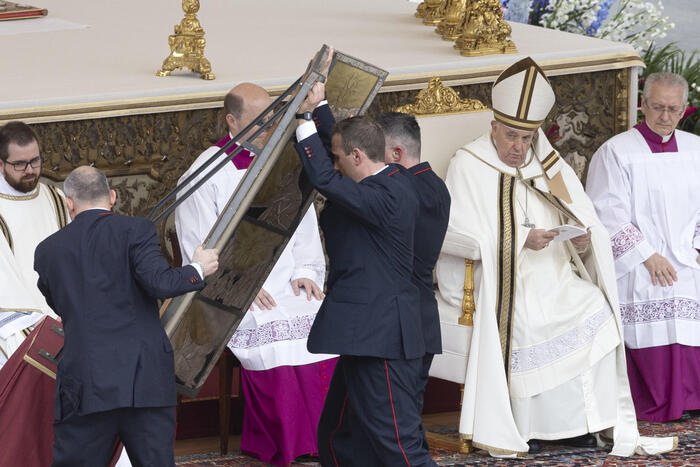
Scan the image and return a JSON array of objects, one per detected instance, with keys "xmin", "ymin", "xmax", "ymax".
[
  {"xmin": 454, "ymin": 0, "xmax": 517, "ymax": 57},
  {"xmin": 414, "ymin": 1, "xmax": 426, "ymax": 18},
  {"xmin": 614, "ymin": 68, "xmax": 631, "ymax": 136},
  {"xmin": 156, "ymin": 0, "xmax": 215, "ymax": 80},
  {"xmin": 436, "ymin": 0, "xmax": 468, "ymax": 41},
  {"xmin": 395, "ymin": 77, "xmax": 488, "ymax": 116},
  {"xmin": 460, "ymin": 259, "xmax": 475, "ymax": 326},
  {"xmin": 418, "ymin": 0, "xmax": 446, "ymax": 26},
  {"xmin": 28, "ymin": 70, "xmax": 625, "ymax": 230}
]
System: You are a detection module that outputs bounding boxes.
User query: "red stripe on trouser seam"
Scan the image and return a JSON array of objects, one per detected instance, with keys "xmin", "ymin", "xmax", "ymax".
[
  {"xmin": 330, "ymin": 394, "xmax": 348, "ymax": 467},
  {"xmin": 384, "ymin": 359, "xmax": 411, "ymax": 466}
]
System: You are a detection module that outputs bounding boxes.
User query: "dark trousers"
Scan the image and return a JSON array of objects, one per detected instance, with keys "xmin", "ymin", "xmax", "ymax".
[
  {"xmin": 52, "ymin": 406, "xmax": 175, "ymax": 467},
  {"xmin": 416, "ymin": 353, "xmax": 434, "ymax": 415},
  {"xmin": 317, "ymin": 355, "xmax": 436, "ymax": 467},
  {"xmin": 416, "ymin": 353, "xmax": 434, "ymax": 452}
]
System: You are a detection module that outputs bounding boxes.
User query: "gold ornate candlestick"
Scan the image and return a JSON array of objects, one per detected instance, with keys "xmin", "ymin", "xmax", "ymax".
[
  {"xmin": 454, "ymin": 0, "xmax": 517, "ymax": 57},
  {"xmin": 156, "ymin": 0, "xmax": 215, "ymax": 80},
  {"xmin": 415, "ymin": 1, "xmax": 426, "ymax": 18},
  {"xmin": 421, "ymin": 0, "xmax": 446, "ymax": 26},
  {"xmin": 436, "ymin": 0, "xmax": 467, "ymax": 41}
]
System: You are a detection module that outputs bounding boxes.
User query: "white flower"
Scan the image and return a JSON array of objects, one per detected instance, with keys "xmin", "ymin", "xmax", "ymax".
[{"xmin": 539, "ymin": 0, "xmax": 675, "ymax": 51}]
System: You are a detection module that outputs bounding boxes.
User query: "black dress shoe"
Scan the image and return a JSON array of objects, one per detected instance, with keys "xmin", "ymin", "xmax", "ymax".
[
  {"xmin": 295, "ymin": 454, "xmax": 320, "ymax": 462},
  {"xmin": 558, "ymin": 433, "xmax": 597, "ymax": 448},
  {"xmin": 527, "ymin": 439, "xmax": 542, "ymax": 453}
]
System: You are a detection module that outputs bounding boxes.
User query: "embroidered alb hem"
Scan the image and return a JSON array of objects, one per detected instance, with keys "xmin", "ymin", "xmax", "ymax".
[
  {"xmin": 621, "ymin": 297, "xmax": 700, "ymax": 325},
  {"xmin": 229, "ymin": 314, "xmax": 315, "ymax": 349},
  {"xmin": 511, "ymin": 308, "xmax": 612, "ymax": 374}
]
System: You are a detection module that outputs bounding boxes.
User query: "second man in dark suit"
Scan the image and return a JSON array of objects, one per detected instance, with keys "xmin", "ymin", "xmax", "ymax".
[
  {"xmin": 378, "ymin": 111, "xmax": 451, "ymax": 421},
  {"xmin": 294, "ymin": 75, "xmax": 435, "ymax": 465},
  {"xmin": 34, "ymin": 166, "xmax": 219, "ymax": 467}
]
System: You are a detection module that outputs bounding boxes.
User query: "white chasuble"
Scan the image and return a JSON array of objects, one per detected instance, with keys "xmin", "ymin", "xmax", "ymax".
[
  {"xmin": 435, "ymin": 131, "xmax": 675, "ymax": 456},
  {"xmin": 175, "ymin": 146, "xmax": 332, "ymax": 371},
  {"xmin": 587, "ymin": 128, "xmax": 700, "ymax": 349},
  {"xmin": 0, "ymin": 180, "xmax": 68, "ymax": 366}
]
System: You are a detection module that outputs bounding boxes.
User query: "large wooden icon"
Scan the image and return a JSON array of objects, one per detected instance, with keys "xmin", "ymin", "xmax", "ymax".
[{"xmin": 151, "ymin": 45, "xmax": 387, "ymax": 396}]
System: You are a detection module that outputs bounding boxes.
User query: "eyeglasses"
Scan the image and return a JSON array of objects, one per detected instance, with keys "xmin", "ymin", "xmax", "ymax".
[
  {"xmin": 645, "ymin": 103, "xmax": 685, "ymax": 116},
  {"xmin": 4, "ymin": 156, "xmax": 44, "ymax": 172}
]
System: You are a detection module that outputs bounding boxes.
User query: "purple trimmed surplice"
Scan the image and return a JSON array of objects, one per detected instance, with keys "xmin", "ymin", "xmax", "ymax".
[
  {"xmin": 215, "ymin": 134, "xmax": 255, "ymax": 169},
  {"xmin": 624, "ymin": 119, "xmax": 699, "ymax": 422},
  {"xmin": 633, "ymin": 120, "xmax": 678, "ymax": 153},
  {"xmin": 239, "ymin": 358, "xmax": 337, "ymax": 466}
]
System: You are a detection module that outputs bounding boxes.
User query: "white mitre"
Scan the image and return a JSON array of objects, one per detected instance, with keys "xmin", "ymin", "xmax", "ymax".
[
  {"xmin": 491, "ymin": 56, "xmax": 555, "ymax": 131},
  {"xmin": 491, "ymin": 57, "xmax": 572, "ymax": 201}
]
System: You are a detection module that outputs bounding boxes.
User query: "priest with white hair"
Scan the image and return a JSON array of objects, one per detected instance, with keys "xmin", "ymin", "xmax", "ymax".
[
  {"xmin": 586, "ymin": 72, "xmax": 700, "ymax": 422},
  {"xmin": 435, "ymin": 57, "xmax": 675, "ymax": 457}
]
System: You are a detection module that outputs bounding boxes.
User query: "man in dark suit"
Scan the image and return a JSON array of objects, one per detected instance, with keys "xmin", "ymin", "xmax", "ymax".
[
  {"xmin": 33, "ymin": 166, "xmax": 219, "ymax": 467},
  {"xmin": 377, "ymin": 112, "xmax": 451, "ymax": 416},
  {"xmin": 294, "ymin": 79, "xmax": 435, "ymax": 466}
]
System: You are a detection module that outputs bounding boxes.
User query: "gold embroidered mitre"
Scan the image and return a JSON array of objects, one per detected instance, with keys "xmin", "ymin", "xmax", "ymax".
[
  {"xmin": 492, "ymin": 57, "xmax": 571, "ymax": 202},
  {"xmin": 491, "ymin": 57, "xmax": 555, "ymax": 131}
]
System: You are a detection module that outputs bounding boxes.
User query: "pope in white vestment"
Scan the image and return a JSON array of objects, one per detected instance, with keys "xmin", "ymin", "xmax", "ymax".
[
  {"xmin": 587, "ymin": 72, "xmax": 700, "ymax": 422},
  {"xmin": 434, "ymin": 58, "xmax": 675, "ymax": 457},
  {"xmin": 174, "ymin": 82, "xmax": 336, "ymax": 466}
]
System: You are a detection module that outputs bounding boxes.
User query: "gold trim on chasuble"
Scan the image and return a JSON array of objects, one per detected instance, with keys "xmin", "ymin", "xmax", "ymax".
[
  {"xmin": 45, "ymin": 185, "xmax": 69, "ymax": 228},
  {"xmin": 541, "ymin": 150, "xmax": 559, "ymax": 172},
  {"xmin": 0, "ymin": 214, "xmax": 12, "ymax": 252},
  {"xmin": 0, "ymin": 189, "xmax": 40, "ymax": 201},
  {"xmin": 496, "ymin": 173, "xmax": 517, "ymax": 385}
]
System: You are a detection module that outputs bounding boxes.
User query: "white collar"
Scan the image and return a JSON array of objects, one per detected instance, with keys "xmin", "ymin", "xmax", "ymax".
[
  {"xmin": 0, "ymin": 173, "xmax": 39, "ymax": 197},
  {"xmin": 372, "ymin": 165, "xmax": 389, "ymax": 176}
]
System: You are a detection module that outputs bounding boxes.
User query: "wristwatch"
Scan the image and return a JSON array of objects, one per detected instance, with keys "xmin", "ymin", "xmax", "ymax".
[{"xmin": 295, "ymin": 111, "xmax": 313, "ymax": 121}]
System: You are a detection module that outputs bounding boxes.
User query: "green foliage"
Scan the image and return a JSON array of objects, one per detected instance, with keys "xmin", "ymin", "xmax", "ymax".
[
  {"xmin": 678, "ymin": 108, "xmax": 700, "ymax": 134},
  {"xmin": 641, "ymin": 42, "xmax": 700, "ymax": 104}
]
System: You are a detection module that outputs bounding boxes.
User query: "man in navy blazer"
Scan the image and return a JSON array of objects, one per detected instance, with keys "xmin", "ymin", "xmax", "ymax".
[
  {"xmin": 378, "ymin": 112, "xmax": 451, "ymax": 415},
  {"xmin": 294, "ymin": 77, "xmax": 435, "ymax": 466},
  {"xmin": 33, "ymin": 166, "xmax": 219, "ymax": 467}
]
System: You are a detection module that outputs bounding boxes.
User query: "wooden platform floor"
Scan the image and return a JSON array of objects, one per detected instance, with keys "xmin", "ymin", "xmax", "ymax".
[{"xmin": 174, "ymin": 411, "xmax": 460, "ymax": 457}]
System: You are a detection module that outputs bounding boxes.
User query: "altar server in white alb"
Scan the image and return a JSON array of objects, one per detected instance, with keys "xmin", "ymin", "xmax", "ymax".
[
  {"xmin": 587, "ymin": 72, "xmax": 700, "ymax": 422},
  {"xmin": 175, "ymin": 83, "xmax": 335, "ymax": 466},
  {"xmin": 0, "ymin": 122, "xmax": 69, "ymax": 370},
  {"xmin": 435, "ymin": 57, "xmax": 675, "ymax": 457}
]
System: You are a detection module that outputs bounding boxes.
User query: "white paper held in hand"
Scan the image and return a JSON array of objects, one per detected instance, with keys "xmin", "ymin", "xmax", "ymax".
[{"xmin": 550, "ymin": 224, "xmax": 588, "ymax": 242}]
